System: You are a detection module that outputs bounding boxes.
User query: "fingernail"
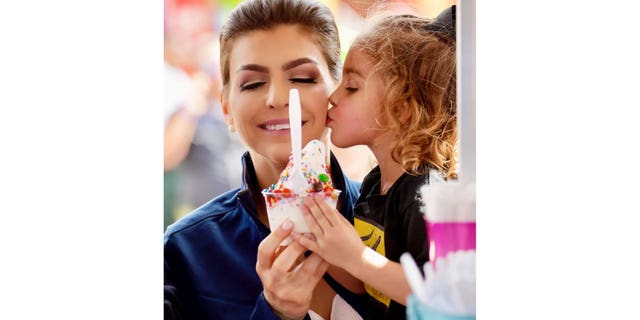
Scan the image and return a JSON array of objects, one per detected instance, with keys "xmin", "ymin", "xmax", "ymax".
[{"xmin": 282, "ymin": 220, "xmax": 292, "ymax": 230}]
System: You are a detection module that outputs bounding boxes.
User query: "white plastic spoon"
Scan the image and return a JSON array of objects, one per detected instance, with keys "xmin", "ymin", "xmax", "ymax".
[{"xmin": 288, "ymin": 89, "xmax": 306, "ymax": 195}]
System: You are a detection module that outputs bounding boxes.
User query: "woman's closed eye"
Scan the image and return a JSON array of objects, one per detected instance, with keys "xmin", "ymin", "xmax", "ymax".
[
  {"xmin": 290, "ymin": 77, "xmax": 317, "ymax": 84},
  {"xmin": 240, "ymin": 81, "xmax": 266, "ymax": 91}
]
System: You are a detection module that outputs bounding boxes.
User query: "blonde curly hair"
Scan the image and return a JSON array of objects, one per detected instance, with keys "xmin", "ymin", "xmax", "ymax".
[{"xmin": 354, "ymin": 14, "xmax": 458, "ymax": 180}]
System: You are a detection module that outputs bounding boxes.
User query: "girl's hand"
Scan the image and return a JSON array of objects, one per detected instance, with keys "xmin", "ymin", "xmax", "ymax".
[{"xmin": 292, "ymin": 194, "xmax": 366, "ymax": 272}]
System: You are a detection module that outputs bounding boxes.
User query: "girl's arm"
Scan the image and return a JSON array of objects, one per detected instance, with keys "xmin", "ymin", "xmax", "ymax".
[
  {"xmin": 292, "ymin": 195, "xmax": 412, "ymax": 305},
  {"xmin": 347, "ymin": 247, "xmax": 411, "ymax": 305},
  {"xmin": 327, "ymin": 265, "xmax": 365, "ymax": 294}
]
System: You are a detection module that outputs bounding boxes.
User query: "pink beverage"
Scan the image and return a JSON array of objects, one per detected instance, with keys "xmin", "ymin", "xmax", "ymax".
[{"xmin": 426, "ymin": 220, "xmax": 476, "ymax": 261}]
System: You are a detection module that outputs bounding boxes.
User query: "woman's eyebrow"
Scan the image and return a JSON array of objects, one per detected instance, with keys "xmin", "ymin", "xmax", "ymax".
[
  {"xmin": 235, "ymin": 58, "xmax": 318, "ymax": 74},
  {"xmin": 282, "ymin": 57, "xmax": 318, "ymax": 71},
  {"xmin": 236, "ymin": 64, "xmax": 269, "ymax": 73}
]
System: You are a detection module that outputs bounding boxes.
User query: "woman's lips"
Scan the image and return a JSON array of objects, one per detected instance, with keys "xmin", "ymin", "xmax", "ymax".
[
  {"xmin": 261, "ymin": 123, "xmax": 291, "ymax": 131},
  {"xmin": 258, "ymin": 119, "xmax": 307, "ymax": 132}
]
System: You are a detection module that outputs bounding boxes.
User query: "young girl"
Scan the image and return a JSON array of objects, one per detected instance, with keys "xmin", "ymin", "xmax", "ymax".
[{"xmin": 292, "ymin": 10, "xmax": 458, "ymax": 320}]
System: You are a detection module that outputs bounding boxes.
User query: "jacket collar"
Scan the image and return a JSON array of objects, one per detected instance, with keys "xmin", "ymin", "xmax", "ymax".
[{"xmin": 237, "ymin": 152, "xmax": 263, "ymax": 231}]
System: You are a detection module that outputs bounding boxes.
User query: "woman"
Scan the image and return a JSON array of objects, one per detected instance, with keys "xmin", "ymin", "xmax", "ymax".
[{"xmin": 164, "ymin": 0, "xmax": 362, "ymax": 319}]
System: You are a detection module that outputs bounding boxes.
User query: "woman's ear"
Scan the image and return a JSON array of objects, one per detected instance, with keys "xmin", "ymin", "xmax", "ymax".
[{"xmin": 221, "ymin": 92, "xmax": 236, "ymax": 132}]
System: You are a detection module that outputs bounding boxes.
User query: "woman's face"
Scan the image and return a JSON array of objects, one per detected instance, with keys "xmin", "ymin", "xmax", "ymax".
[
  {"xmin": 223, "ymin": 25, "xmax": 335, "ymax": 168},
  {"xmin": 327, "ymin": 47, "xmax": 385, "ymax": 149}
]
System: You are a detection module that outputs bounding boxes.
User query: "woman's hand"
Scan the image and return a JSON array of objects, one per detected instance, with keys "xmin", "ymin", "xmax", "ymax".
[
  {"xmin": 292, "ymin": 194, "xmax": 367, "ymax": 273},
  {"xmin": 256, "ymin": 219, "xmax": 329, "ymax": 320}
]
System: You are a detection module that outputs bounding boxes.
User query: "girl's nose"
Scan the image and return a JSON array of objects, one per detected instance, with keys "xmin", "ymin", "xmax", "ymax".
[{"xmin": 328, "ymin": 89, "xmax": 339, "ymax": 108}]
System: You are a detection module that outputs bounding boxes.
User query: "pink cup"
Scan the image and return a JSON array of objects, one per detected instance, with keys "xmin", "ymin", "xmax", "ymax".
[{"xmin": 426, "ymin": 221, "xmax": 476, "ymax": 261}]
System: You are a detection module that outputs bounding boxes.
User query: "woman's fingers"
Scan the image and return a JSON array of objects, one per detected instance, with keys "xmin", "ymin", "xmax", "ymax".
[
  {"xmin": 258, "ymin": 222, "xmax": 330, "ymax": 320},
  {"xmin": 298, "ymin": 252, "xmax": 330, "ymax": 279},
  {"xmin": 291, "ymin": 231, "xmax": 319, "ymax": 252},
  {"xmin": 257, "ymin": 219, "xmax": 294, "ymax": 272},
  {"xmin": 271, "ymin": 239, "xmax": 307, "ymax": 273}
]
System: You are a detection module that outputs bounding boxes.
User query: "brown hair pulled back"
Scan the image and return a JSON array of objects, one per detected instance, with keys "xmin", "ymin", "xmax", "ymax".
[{"xmin": 219, "ymin": 0, "xmax": 341, "ymax": 92}]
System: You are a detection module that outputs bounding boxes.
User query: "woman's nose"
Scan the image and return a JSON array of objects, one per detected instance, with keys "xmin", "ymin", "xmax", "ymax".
[{"xmin": 266, "ymin": 82, "xmax": 288, "ymax": 110}]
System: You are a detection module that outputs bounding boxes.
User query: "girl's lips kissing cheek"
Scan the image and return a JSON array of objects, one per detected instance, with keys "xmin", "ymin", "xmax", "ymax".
[{"xmin": 325, "ymin": 115, "xmax": 334, "ymax": 127}]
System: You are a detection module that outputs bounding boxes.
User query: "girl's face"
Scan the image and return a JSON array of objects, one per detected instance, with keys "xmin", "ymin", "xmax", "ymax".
[
  {"xmin": 327, "ymin": 47, "xmax": 385, "ymax": 149},
  {"xmin": 222, "ymin": 25, "xmax": 335, "ymax": 168}
]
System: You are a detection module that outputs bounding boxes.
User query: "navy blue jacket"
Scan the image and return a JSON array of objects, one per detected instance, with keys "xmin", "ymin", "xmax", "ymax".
[{"xmin": 164, "ymin": 152, "xmax": 362, "ymax": 319}]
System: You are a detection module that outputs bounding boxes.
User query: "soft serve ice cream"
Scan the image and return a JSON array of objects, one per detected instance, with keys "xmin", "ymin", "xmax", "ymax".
[
  {"xmin": 262, "ymin": 139, "xmax": 340, "ymax": 244},
  {"xmin": 266, "ymin": 139, "xmax": 335, "ymax": 194}
]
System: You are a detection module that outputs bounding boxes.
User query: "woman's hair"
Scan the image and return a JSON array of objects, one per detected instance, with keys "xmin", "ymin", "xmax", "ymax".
[
  {"xmin": 354, "ymin": 14, "xmax": 458, "ymax": 180},
  {"xmin": 219, "ymin": 0, "xmax": 341, "ymax": 91}
]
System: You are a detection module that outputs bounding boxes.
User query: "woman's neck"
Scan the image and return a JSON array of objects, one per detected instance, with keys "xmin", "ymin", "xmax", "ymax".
[{"xmin": 249, "ymin": 150, "xmax": 290, "ymax": 189}]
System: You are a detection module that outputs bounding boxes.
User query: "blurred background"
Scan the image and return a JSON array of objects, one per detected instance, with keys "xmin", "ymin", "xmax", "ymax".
[{"xmin": 164, "ymin": 0, "xmax": 456, "ymax": 230}]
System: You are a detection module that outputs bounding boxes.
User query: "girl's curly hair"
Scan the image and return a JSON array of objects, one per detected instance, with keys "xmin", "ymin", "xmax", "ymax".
[{"xmin": 354, "ymin": 14, "xmax": 457, "ymax": 180}]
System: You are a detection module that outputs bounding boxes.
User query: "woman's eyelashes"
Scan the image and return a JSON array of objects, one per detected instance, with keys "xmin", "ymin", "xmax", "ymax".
[
  {"xmin": 240, "ymin": 81, "xmax": 265, "ymax": 91},
  {"xmin": 239, "ymin": 78, "xmax": 316, "ymax": 91},
  {"xmin": 290, "ymin": 77, "xmax": 317, "ymax": 84}
]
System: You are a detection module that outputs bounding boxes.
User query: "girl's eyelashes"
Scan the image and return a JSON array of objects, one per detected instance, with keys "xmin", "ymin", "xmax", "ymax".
[{"xmin": 343, "ymin": 79, "xmax": 358, "ymax": 92}]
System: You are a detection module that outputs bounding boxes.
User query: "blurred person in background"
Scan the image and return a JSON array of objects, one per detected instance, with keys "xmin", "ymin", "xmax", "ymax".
[
  {"xmin": 164, "ymin": 0, "xmax": 366, "ymax": 319},
  {"xmin": 164, "ymin": 0, "xmax": 245, "ymax": 229}
]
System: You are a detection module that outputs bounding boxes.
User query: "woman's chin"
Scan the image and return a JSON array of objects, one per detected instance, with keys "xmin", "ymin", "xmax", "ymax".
[{"xmin": 250, "ymin": 145, "xmax": 292, "ymax": 167}]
